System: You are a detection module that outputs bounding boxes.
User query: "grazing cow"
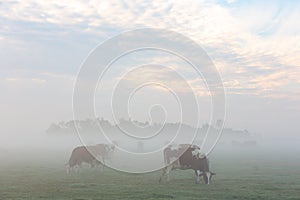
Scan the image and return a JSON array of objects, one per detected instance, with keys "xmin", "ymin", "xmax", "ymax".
[
  {"xmin": 160, "ymin": 145, "xmax": 215, "ymax": 184},
  {"xmin": 163, "ymin": 144, "xmax": 200, "ymax": 165},
  {"xmin": 66, "ymin": 144, "xmax": 114, "ymax": 173}
]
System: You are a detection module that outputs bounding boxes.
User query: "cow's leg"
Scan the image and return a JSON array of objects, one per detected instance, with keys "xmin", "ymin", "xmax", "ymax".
[
  {"xmin": 91, "ymin": 160, "xmax": 100, "ymax": 172},
  {"xmin": 94, "ymin": 159, "xmax": 104, "ymax": 171},
  {"xmin": 195, "ymin": 170, "xmax": 201, "ymax": 184},
  {"xmin": 71, "ymin": 166, "xmax": 76, "ymax": 173},
  {"xmin": 159, "ymin": 165, "xmax": 172, "ymax": 183},
  {"xmin": 75, "ymin": 161, "xmax": 82, "ymax": 173},
  {"xmin": 166, "ymin": 166, "xmax": 171, "ymax": 182},
  {"xmin": 159, "ymin": 170, "xmax": 164, "ymax": 183},
  {"xmin": 159, "ymin": 167, "xmax": 167, "ymax": 183},
  {"xmin": 74, "ymin": 165, "xmax": 78, "ymax": 173},
  {"xmin": 90, "ymin": 162, "xmax": 95, "ymax": 168},
  {"xmin": 65, "ymin": 164, "xmax": 70, "ymax": 173},
  {"xmin": 67, "ymin": 165, "xmax": 74, "ymax": 173},
  {"xmin": 164, "ymin": 155, "xmax": 170, "ymax": 166}
]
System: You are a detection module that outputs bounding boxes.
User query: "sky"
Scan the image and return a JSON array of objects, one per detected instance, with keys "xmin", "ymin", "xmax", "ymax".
[{"xmin": 0, "ymin": 0, "xmax": 299, "ymax": 140}]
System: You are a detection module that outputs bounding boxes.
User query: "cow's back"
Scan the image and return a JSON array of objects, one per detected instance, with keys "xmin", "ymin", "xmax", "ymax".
[{"xmin": 68, "ymin": 146, "xmax": 95, "ymax": 167}]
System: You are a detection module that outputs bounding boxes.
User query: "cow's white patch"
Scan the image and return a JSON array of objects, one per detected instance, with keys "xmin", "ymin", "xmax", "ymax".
[
  {"xmin": 192, "ymin": 148, "xmax": 200, "ymax": 156},
  {"xmin": 198, "ymin": 153, "xmax": 206, "ymax": 159}
]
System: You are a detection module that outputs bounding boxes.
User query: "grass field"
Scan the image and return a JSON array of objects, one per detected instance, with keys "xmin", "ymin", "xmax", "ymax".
[{"xmin": 0, "ymin": 148, "xmax": 299, "ymax": 200}]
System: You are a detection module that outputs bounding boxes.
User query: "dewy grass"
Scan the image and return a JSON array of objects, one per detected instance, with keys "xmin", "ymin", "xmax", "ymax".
[{"xmin": 0, "ymin": 148, "xmax": 299, "ymax": 199}]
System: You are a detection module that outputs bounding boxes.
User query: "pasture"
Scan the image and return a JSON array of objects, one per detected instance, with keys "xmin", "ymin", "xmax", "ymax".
[{"xmin": 0, "ymin": 148, "xmax": 299, "ymax": 199}]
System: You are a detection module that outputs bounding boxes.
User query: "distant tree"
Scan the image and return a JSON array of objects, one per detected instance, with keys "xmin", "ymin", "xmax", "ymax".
[
  {"xmin": 216, "ymin": 119, "xmax": 223, "ymax": 129},
  {"xmin": 46, "ymin": 123, "xmax": 60, "ymax": 134},
  {"xmin": 202, "ymin": 123, "xmax": 209, "ymax": 130}
]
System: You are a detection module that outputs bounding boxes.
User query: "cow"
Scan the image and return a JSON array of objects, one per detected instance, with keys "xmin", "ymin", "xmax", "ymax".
[
  {"xmin": 163, "ymin": 144, "xmax": 200, "ymax": 165},
  {"xmin": 159, "ymin": 145, "xmax": 215, "ymax": 184},
  {"xmin": 66, "ymin": 143, "xmax": 114, "ymax": 173}
]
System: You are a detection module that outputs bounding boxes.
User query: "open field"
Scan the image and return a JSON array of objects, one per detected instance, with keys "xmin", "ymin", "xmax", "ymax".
[{"xmin": 0, "ymin": 148, "xmax": 299, "ymax": 199}]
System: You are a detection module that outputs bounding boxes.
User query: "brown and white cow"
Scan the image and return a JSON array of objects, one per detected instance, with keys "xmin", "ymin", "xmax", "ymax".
[
  {"xmin": 66, "ymin": 143, "xmax": 114, "ymax": 173},
  {"xmin": 163, "ymin": 144, "xmax": 200, "ymax": 165},
  {"xmin": 160, "ymin": 144, "xmax": 215, "ymax": 184}
]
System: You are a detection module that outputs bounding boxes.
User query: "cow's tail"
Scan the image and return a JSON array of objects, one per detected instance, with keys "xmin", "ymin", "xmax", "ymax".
[
  {"xmin": 164, "ymin": 157, "xmax": 170, "ymax": 166},
  {"xmin": 163, "ymin": 151, "xmax": 170, "ymax": 166}
]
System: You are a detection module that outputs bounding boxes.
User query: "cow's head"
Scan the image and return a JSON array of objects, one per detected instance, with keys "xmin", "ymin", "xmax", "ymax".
[
  {"xmin": 195, "ymin": 154, "xmax": 216, "ymax": 184},
  {"xmin": 199, "ymin": 171, "xmax": 216, "ymax": 184}
]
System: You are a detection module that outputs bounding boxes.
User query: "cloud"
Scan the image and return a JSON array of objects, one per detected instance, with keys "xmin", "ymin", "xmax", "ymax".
[
  {"xmin": 104, "ymin": 65, "xmax": 210, "ymax": 97},
  {"xmin": 1, "ymin": 71, "xmax": 75, "ymax": 88},
  {"xmin": 4, "ymin": 77, "xmax": 47, "ymax": 85},
  {"xmin": 0, "ymin": 0, "xmax": 299, "ymax": 101},
  {"xmin": 226, "ymin": 0, "xmax": 236, "ymax": 3}
]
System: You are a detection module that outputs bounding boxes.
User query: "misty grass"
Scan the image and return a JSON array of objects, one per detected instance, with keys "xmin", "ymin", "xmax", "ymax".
[{"xmin": 0, "ymin": 152, "xmax": 299, "ymax": 200}]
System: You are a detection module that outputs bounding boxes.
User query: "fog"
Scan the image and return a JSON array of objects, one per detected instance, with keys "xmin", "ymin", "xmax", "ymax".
[
  {"xmin": 0, "ymin": 23, "xmax": 299, "ymax": 175},
  {"xmin": 1, "ymin": 117, "xmax": 299, "ymax": 174},
  {"xmin": 1, "ymin": 67, "xmax": 299, "ymax": 173}
]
